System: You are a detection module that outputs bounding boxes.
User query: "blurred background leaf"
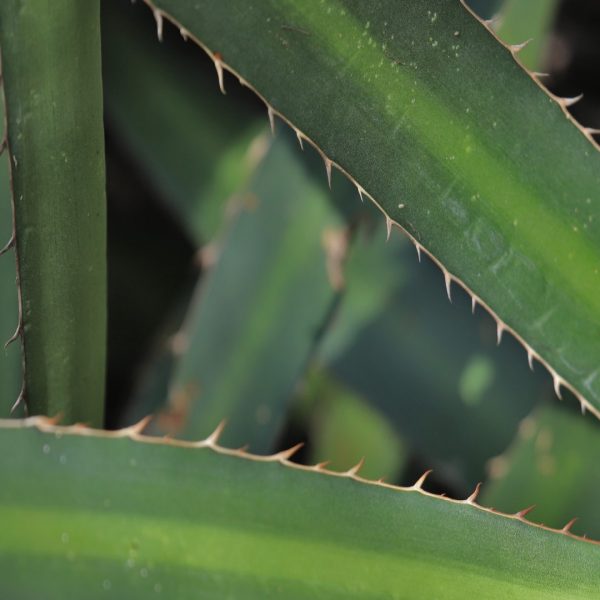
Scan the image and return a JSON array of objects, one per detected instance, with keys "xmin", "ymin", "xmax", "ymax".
[{"xmin": 482, "ymin": 406, "xmax": 600, "ymax": 539}]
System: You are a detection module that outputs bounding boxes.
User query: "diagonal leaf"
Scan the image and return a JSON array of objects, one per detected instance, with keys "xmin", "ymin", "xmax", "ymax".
[
  {"xmin": 1, "ymin": 417, "xmax": 599, "ymax": 599},
  {"xmin": 144, "ymin": 0, "xmax": 600, "ymax": 418},
  {"xmin": 152, "ymin": 134, "xmax": 348, "ymax": 450},
  {"xmin": 0, "ymin": 0, "xmax": 106, "ymax": 424}
]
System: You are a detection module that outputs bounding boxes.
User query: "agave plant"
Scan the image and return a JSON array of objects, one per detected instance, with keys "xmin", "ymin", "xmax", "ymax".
[{"xmin": 1, "ymin": 0, "xmax": 599, "ymax": 597}]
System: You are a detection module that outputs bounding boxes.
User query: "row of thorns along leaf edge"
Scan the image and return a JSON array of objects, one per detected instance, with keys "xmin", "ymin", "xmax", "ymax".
[
  {"xmin": 1, "ymin": 413, "xmax": 598, "ymax": 546},
  {"xmin": 0, "ymin": 0, "xmax": 598, "ymax": 547},
  {"xmin": 143, "ymin": 0, "xmax": 600, "ymax": 421}
]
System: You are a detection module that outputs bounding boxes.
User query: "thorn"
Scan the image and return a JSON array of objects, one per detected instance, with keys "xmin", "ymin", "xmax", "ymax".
[
  {"xmin": 213, "ymin": 53, "xmax": 226, "ymax": 94},
  {"xmin": 385, "ymin": 215, "xmax": 393, "ymax": 241},
  {"xmin": 562, "ymin": 517, "xmax": 578, "ymax": 533},
  {"xmin": 532, "ymin": 71, "xmax": 550, "ymax": 79},
  {"xmin": 179, "ymin": 27, "xmax": 189, "ymax": 41},
  {"xmin": 314, "ymin": 460, "xmax": 330, "ymax": 470},
  {"xmin": 267, "ymin": 106, "xmax": 276, "ymax": 135},
  {"xmin": 412, "ymin": 469, "xmax": 433, "ymax": 490},
  {"xmin": 553, "ymin": 375, "xmax": 563, "ymax": 400},
  {"xmin": 0, "ymin": 233, "xmax": 15, "ymax": 257},
  {"xmin": 0, "ymin": 138, "xmax": 6, "ymax": 154},
  {"xmin": 324, "ymin": 157, "xmax": 332, "ymax": 188},
  {"xmin": 153, "ymin": 9, "xmax": 163, "ymax": 42},
  {"xmin": 484, "ymin": 14, "xmax": 503, "ymax": 30},
  {"xmin": 496, "ymin": 322, "xmax": 504, "ymax": 345},
  {"xmin": 444, "ymin": 271, "xmax": 452, "ymax": 302},
  {"xmin": 127, "ymin": 414, "xmax": 153, "ymax": 436},
  {"xmin": 465, "ymin": 482, "xmax": 481, "ymax": 504},
  {"xmin": 510, "ymin": 39, "xmax": 532, "ymax": 53},
  {"xmin": 356, "ymin": 185, "xmax": 365, "ymax": 203},
  {"xmin": 275, "ymin": 442, "xmax": 304, "ymax": 461},
  {"xmin": 415, "ymin": 242, "xmax": 422, "ymax": 262},
  {"xmin": 10, "ymin": 387, "xmax": 24, "ymax": 414},
  {"xmin": 527, "ymin": 349, "xmax": 535, "ymax": 371},
  {"xmin": 345, "ymin": 457, "xmax": 365, "ymax": 476},
  {"xmin": 560, "ymin": 94, "xmax": 584, "ymax": 108},
  {"xmin": 584, "ymin": 127, "xmax": 600, "ymax": 136},
  {"xmin": 4, "ymin": 322, "xmax": 21, "ymax": 349},
  {"xmin": 516, "ymin": 505, "xmax": 536, "ymax": 519},
  {"xmin": 205, "ymin": 419, "xmax": 227, "ymax": 446},
  {"xmin": 471, "ymin": 296, "xmax": 477, "ymax": 314},
  {"xmin": 295, "ymin": 129, "xmax": 304, "ymax": 150},
  {"xmin": 581, "ymin": 403, "xmax": 587, "ymax": 416}
]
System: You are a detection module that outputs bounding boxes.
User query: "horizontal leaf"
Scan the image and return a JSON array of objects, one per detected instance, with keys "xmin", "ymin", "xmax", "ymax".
[
  {"xmin": 145, "ymin": 0, "xmax": 600, "ymax": 418},
  {"xmin": 1, "ymin": 417, "xmax": 599, "ymax": 598}
]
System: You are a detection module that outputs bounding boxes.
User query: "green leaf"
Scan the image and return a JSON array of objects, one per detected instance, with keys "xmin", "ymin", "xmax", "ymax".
[
  {"xmin": 146, "ymin": 0, "xmax": 600, "ymax": 418},
  {"xmin": 482, "ymin": 406, "xmax": 600, "ymax": 540},
  {"xmin": 0, "ymin": 0, "xmax": 106, "ymax": 424},
  {"xmin": 151, "ymin": 134, "xmax": 347, "ymax": 451},
  {"xmin": 1, "ymin": 416, "xmax": 599, "ymax": 599}
]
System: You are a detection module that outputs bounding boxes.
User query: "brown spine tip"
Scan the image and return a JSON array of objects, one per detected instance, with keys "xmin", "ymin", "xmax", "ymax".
[
  {"xmin": 385, "ymin": 216, "xmax": 393, "ymax": 241},
  {"xmin": 346, "ymin": 457, "xmax": 365, "ymax": 477},
  {"xmin": 275, "ymin": 442, "xmax": 304, "ymax": 461},
  {"xmin": 496, "ymin": 322, "xmax": 504, "ymax": 345},
  {"xmin": 444, "ymin": 271, "xmax": 452, "ymax": 302},
  {"xmin": 516, "ymin": 505, "xmax": 536, "ymax": 519},
  {"xmin": 412, "ymin": 469, "xmax": 433, "ymax": 490},
  {"xmin": 126, "ymin": 414, "xmax": 153, "ymax": 436},
  {"xmin": 205, "ymin": 419, "xmax": 227, "ymax": 446},
  {"xmin": 465, "ymin": 482, "xmax": 482, "ymax": 504},
  {"xmin": 562, "ymin": 518, "xmax": 578, "ymax": 533}
]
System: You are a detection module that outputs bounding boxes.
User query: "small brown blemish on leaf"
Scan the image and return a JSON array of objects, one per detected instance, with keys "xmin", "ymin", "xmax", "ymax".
[
  {"xmin": 321, "ymin": 227, "xmax": 350, "ymax": 291},
  {"xmin": 158, "ymin": 381, "xmax": 199, "ymax": 434}
]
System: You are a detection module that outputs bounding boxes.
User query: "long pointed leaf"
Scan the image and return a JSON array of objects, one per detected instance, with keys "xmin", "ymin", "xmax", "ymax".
[
  {"xmin": 144, "ymin": 0, "xmax": 600, "ymax": 418},
  {"xmin": 1, "ymin": 416, "xmax": 599, "ymax": 598},
  {"xmin": 0, "ymin": 0, "xmax": 106, "ymax": 423}
]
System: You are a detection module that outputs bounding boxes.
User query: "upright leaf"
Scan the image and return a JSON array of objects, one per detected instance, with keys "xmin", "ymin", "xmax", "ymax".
[{"xmin": 0, "ymin": 0, "xmax": 106, "ymax": 424}]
